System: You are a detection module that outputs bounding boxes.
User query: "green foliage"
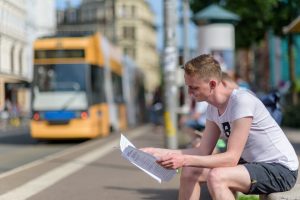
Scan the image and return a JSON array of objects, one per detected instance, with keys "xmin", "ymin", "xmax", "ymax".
[
  {"xmin": 190, "ymin": 0, "xmax": 220, "ymax": 14},
  {"xmin": 238, "ymin": 195, "xmax": 259, "ymax": 200},
  {"xmin": 225, "ymin": 0, "xmax": 277, "ymax": 48},
  {"xmin": 189, "ymin": 0, "xmax": 300, "ymax": 48},
  {"xmin": 282, "ymin": 103, "xmax": 300, "ymax": 128}
]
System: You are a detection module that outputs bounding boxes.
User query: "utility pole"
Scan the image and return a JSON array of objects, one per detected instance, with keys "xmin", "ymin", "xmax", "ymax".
[{"xmin": 163, "ymin": 0, "xmax": 178, "ymax": 149}]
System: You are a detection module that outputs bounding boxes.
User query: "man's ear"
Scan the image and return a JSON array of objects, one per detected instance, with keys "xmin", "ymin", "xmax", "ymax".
[{"xmin": 209, "ymin": 80, "xmax": 217, "ymax": 89}]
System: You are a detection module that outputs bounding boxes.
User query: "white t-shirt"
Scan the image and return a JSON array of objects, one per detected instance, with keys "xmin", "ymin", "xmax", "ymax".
[
  {"xmin": 207, "ymin": 89, "xmax": 298, "ymax": 171},
  {"xmin": 195, "ymin": 102, "xmax": 208, "ymax": 126}
]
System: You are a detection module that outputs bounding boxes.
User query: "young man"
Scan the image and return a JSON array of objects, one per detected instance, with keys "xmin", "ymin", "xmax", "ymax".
[{"xmin": 142, "ymin": 54, "xmax": 298, "ymax": 200}]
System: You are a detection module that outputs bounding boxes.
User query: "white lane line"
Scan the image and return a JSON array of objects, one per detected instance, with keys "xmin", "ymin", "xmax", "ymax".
[{"xmin": 0, "ymin": 129, "xmax": 146, "ymax": 200}]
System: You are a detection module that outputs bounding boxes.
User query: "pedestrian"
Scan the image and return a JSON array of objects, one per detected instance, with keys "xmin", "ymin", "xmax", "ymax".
[
  {"xmin": 260, "ymin": 91, "xmax": 282, "ymax": 125},
  {"xmin": 142, "ymin": 54, "xmax": 298, "ymax": 200},
  {"xmin": 180, "ymin": 99, "xmax": 208, "ymax": 148},
  {"xmin": 149, "ymin": 86, "xmax": 163, "ymax": 127}
]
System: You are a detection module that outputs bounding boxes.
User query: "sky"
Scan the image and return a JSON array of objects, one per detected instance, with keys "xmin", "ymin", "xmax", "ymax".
[{"xmin": 55, "ymin": 0, "xmax": 197, "ymax": 51}]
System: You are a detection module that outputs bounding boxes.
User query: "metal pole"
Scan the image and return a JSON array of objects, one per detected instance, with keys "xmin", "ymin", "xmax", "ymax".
[
  {"xmin": 163, "ymin": 0, "xmax": 178, "ymax": 149},
  {"xmin": 182, "ymin": 0, "xmax": 190, "ymax": 111},
  {"xmin": 183, "ymin": 0, "xmax": 189, "ymax": 63}
]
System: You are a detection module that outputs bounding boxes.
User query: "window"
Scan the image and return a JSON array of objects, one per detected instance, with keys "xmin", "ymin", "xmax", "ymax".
[
  {"xmin": 120, "ymin": 4, "xmax": 126, "ymax": 17},
  {"xmin": 33, "ymin": 64, "xmax": 87, "ymax": 92},
  {"xmin": 130, "ymin": 5, "xmax": 135, "ymax": 17},
  {"xmin": 11, "ymin": 44, "xmax": 14, "ymax": 73},
  {"xmin": 34, "ymin": 49, "xmax": 85, "ymax": 59},
  {"xmin": 19, "ymin": 47, "xmax": 23, "ymax": 75},
  {"xmin": 123, "ymin": 47, "xmax": 136, "ymax": 59},
  {"xmin": 90, "ymin": 65, "xmax": 106, "ymax": 103},
  {"xmin": 122, "ymin": 26, "xmax": 135, "ymax": 39},
  {"xmin": 112, "ymin": 73, "xmax": 124, "ymax": 103},
  {"xmin": 119, "ymin": 5, "xmax": 135, "ymax": 18}
]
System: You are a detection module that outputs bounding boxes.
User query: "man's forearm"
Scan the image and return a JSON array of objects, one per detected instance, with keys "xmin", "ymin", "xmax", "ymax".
[
  {"xmin": 183, "ymin": 152, "xmax": 238, "ymax": 168},
  {"xmin": 155, "ymin": 148, "xmax": 200, "ymax": 156}
]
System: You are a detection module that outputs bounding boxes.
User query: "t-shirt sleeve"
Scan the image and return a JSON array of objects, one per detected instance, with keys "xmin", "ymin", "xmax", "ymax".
[{"xmin": 230, "ymin": 93, "xmax": 255, "ymax": 121}]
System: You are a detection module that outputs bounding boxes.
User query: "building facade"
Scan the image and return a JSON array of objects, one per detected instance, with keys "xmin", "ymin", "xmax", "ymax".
[
  {"xmin": 57, "ymin": 0, "xmax": 160, "ymax": 92},
  {"xmin": 0, "ymin": 0, "xmax": 56, "ymax": 118}
]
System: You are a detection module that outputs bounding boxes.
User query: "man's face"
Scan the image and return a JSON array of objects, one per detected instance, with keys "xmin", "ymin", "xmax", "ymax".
[{"xmin": 184, "ymin": 73, "xmax": 211, "ymax": 101}]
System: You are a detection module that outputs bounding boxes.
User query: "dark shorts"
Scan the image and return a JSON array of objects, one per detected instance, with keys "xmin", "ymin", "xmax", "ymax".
[{"xmin": 243, "ymin": 162, "xmax": 298, "ymax": 194}]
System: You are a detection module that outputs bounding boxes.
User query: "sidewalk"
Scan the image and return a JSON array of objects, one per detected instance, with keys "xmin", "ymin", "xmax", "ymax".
[{"xmin": 0, "ymin": 118, "xmax": 29, "ymax": 134}]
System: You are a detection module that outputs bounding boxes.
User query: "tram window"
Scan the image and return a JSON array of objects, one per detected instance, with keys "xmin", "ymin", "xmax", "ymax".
[
  {"xmin": 34, "ymin": 64, "xmax": 87, "ymax": 92},
  {"xmin": 91, "ymin": 65, "xmax": 106, "ymax": 103},
  {"xmin": 112, "ymin": 73, "xmax": 124, "ymax": 103},
  {"xmin": 35, "ymin": 49, "xmax": 85, "ymax": 59}
]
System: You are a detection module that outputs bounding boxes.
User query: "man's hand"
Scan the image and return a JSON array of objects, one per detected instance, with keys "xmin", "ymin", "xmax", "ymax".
[
  {"xmin": 140, "ymin": 147, "xmax": 169, "ymax": 158},
  {"xmin": 156, "ymin": 153, "xmax": 185, "ymax": 169}
]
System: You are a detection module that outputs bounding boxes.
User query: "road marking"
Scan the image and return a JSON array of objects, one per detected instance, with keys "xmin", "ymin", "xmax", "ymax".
[{"xmin": 0, "ymin": 127, "xmax": 148, "ymax": 200}]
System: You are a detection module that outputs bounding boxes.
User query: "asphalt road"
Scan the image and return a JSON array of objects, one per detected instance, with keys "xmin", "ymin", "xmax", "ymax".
[
  {"xmin": 0, "ymin": 126, "xmax": 84, "ymax": 174},
  {"xmin": 0, "ymin": 125, "xmax": 180, "ymax": 200}
]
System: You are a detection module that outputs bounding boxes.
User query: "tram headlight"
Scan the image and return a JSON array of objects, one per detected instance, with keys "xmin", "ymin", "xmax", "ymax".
[
  {"xmin": 33, "ymin": 112, "xmax": 40, "ymax": 121},
  {"xmin": 80, "ymin": 111, "xmax": 89, "ymax": 120}
]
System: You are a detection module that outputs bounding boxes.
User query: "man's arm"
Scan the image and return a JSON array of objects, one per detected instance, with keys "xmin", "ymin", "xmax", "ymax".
[
  {"xmin": 141, "ymin": 119, "xmax": 220, "ymax": 158},
  {"xmin": 157, "ymin": 117, "xmax": 252, "ymax": 169}
]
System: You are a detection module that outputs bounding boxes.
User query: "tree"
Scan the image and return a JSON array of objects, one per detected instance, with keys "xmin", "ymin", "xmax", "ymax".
[
  {"xmin": 190, "ymin": 0, "xmax": 300, "ymax": 104},
  {"xmin": 190, "ymin": 0, "xmax": 278, "ymax": 48},
  {"xmin": 270, "ymin": 0, "xmax": 300, "ymax": 36},
  {"xmin": 272, "ymin": 0, "xmax": 300, "ymax": 105}
]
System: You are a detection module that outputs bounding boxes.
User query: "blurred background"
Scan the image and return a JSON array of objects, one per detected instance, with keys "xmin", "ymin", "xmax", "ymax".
[{"xmin": 0, "ymin": 0, "xmax": 300, "ymax": 138}]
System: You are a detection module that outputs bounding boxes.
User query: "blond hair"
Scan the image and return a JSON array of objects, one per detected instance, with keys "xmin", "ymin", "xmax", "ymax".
[
  {"xmin": 221, "ymin": 72, "xmax": 234, "ymax": 82},
  {"xmin": 183, "ymin": 54, "xmax": 222, "ymax": 81},
  {"xmin": 222, "ymin": 72, "xmax": 238, "ymax": 89}
]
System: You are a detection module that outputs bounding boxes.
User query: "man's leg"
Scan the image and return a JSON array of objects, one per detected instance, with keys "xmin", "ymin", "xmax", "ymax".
[
  {"xmin": 207, "ymin": 165, "xmax": 251, "ymax": 200},
  {"xmin": 179, "ymin": 167, "xmax": 210, "ymax": 200}
]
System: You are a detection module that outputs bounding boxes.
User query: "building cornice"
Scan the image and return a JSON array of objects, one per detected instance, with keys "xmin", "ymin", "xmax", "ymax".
[
  {"xmin": 0, "ymin": 72, "xmax": 30, "ymax": 83},
  {"xmin": 0, "ymin": 31, "xmax": 27, "ymax": 44},
  {"xmin": 1, "ymin": 0, "xmax": 27, "ymax": 14}
]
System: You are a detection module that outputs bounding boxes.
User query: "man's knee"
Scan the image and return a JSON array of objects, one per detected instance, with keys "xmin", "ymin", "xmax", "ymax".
[
  {"xmin": 207, "ymin": 168, "xmax": 225, "ymax": 187},
  {"xmin": 180, "ymin": 167, "xmax": 207, "ymax": 183}
]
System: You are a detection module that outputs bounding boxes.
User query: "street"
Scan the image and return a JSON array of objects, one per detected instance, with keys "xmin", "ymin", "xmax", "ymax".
[
  {"xmin": 0, "ymin": 125, "xmax": 180, "ymax": 200},
  {"xmin": 0, "ymin": 125, "xmax": 84, "ymax": 174},
  {"xmin": 0, "ymin": 124, "xmax": 299, "ymax": 199}
]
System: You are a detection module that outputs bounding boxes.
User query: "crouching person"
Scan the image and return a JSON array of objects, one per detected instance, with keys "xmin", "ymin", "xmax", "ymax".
[{"xmin": 142, "ymin": 54, "xmax": 298, "ymax": 200}]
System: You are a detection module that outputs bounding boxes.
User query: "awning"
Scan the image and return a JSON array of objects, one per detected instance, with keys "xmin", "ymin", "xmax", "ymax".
[{"xmin": 283, "ymin": 16, "xmax": 300, "ymax": 34}]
